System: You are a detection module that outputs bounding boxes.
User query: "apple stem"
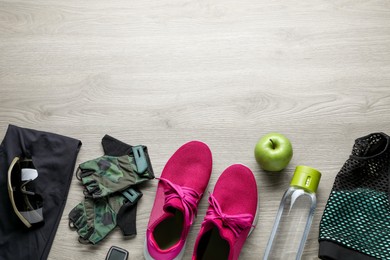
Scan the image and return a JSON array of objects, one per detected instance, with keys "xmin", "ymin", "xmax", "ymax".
[{"xmin": 269, "ymin": 139, "xmax": 275, "ymax": 149}]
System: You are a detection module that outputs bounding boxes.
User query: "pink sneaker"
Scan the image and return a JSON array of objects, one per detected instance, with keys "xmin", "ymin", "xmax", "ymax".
[
  {"xmin": 192, "ymin": 164, "xmax": 258, "ymax": 260},
  {"xmin": 144, "ymin": 141, "xmax": 213, "ymax": 260}
]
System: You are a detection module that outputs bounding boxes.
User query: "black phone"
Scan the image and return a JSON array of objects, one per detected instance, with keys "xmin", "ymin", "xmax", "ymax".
[{"xmin": 105, "ymin": 246, "xmax": 129, "ymax": 260}]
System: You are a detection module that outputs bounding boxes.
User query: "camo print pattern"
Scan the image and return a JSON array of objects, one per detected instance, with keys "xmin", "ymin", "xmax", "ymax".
[
  {"xmin": 79, "ymin": 155, "xmax": 153, "ymax": 198},
  {"xmin": 69, "ymin": 195, "xmax": 127, "ymax": 244},
  {"xmin": 69, "ymin": 144, "xmax": 154, "ymax": 244}
]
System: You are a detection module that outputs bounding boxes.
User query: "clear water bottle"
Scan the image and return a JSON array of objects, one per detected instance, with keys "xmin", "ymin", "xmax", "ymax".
[{"xmin": 263, "ymin": 166, "xmax": 321, "ymax": 260}]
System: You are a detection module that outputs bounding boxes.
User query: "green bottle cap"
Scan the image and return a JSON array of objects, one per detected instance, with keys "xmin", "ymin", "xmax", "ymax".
[{"xmin": 290, "ymin": 165, "xmax": 321, "ymax": 193}]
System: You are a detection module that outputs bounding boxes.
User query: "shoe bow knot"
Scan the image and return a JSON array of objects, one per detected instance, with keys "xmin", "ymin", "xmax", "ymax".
[
  {"xmin": 205, "ymin": 193, "xmax": 254, "ymax": 237},
  {"xmin": 157, "ymin": 178, "xmax": 201, "ymax": 225}
]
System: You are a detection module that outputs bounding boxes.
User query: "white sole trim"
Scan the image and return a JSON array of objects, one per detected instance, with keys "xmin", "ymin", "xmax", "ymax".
[
  {"xmin": 248, "ymin": 191, "xmax": 260, "ymax": 237},
  {"xmin": 143, "ymin": 238, "xmax": 186, "ymax": 260}
]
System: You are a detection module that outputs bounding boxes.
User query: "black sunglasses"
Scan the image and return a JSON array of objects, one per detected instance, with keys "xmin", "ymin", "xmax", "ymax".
[{"xmin": 7, "ymin": 157, "xmax": 44, "ymax": 228}]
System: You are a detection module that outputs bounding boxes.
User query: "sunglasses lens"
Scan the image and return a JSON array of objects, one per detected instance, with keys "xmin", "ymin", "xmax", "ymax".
[{"xmin": 8, "ymin": 157, "xmax": 44, "ymax": 227}]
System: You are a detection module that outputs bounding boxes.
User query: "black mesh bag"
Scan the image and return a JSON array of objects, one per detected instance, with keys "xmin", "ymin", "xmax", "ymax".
[{"xmin": 319, "ymin": 133, "xmax": 390, "ymax": 260}]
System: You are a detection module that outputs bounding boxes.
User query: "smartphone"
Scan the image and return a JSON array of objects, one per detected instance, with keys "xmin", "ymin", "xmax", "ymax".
[{"xmin": 105, "ymin": 246, "xmax": 129, "ymax": 260}]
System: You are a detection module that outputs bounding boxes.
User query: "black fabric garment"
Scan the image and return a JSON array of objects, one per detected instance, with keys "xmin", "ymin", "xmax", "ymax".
[
  {"xmin": 101, "ymin": 135, "xmax": 153, "ymax": 236},
  {"xmin": 0, "ymin": 125, "xmax": 81, "ymax": 260}
]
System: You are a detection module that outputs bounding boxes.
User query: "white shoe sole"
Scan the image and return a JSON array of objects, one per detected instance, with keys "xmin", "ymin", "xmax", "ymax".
[{"xmin": 143, "ymin": 238, "xmax": 186, "ymax": 260}]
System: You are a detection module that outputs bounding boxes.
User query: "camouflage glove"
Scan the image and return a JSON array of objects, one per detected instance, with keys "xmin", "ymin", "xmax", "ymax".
[
  {"xmin": 77, "ymin": 147, "xmax": 153, "ymax": 198},
  {"xmin": 69, "ymin": 136, "xmax": 154, "ymax": 244},
  {"xmin": 68, "ymin": 188, "xmax": 142, "ymax": 244}
]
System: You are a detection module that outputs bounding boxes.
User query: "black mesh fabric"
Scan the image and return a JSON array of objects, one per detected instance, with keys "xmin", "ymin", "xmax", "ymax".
[{"xmin": 319, "ymin": 133, "xmax": 390, "ymax": 260}]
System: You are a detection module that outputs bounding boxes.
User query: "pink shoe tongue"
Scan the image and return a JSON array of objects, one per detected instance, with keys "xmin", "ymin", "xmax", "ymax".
[{"xmin": 163, "ymin": 197, "xmax": 185, "ymax": 213}]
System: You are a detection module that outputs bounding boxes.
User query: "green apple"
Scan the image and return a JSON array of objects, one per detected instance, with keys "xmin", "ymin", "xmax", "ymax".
[{"xmin": 254, "ymin": 133, "xmax": 293, "ymax": 171}]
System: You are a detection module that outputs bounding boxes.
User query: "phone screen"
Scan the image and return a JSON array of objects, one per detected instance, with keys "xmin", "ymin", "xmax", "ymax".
[{"xmin": 108, "ymin": 248, "xmax": 127, "ymax": 260}]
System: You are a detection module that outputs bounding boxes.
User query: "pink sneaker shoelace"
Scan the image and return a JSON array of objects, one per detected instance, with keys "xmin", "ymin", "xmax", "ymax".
[
  {"xmin": 157, "ymin": 177, "xmax": 202, "ymax": 225},
  {"xmin": 204, "ymin": 193, "xmax": 254, "ymax": 237}
]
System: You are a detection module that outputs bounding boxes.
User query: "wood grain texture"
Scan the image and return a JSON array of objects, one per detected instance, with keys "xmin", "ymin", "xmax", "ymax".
[{"xmin": 1, "ymin": 0, "xmax": 390, "ymax": 259}]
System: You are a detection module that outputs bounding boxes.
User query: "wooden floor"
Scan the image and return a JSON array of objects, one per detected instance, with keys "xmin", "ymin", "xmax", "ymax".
[{"xmin": 1, "ymin": 0, "xmax": 390, "ymax": 259}]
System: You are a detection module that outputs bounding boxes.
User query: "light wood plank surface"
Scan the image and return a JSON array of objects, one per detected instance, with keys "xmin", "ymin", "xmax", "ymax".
[{"xmin": 1, "ymin": 0, "xmax": 390, "ymax": 259}]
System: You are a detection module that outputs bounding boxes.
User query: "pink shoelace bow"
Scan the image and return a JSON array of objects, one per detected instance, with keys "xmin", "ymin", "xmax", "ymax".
[
  {"xmin": 157, "ymin": 178, "xmax": 201, "ymax": 225},
  {"xmin": 204, "ymin": 193, "xmax": 254, "ymax": 237}
]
